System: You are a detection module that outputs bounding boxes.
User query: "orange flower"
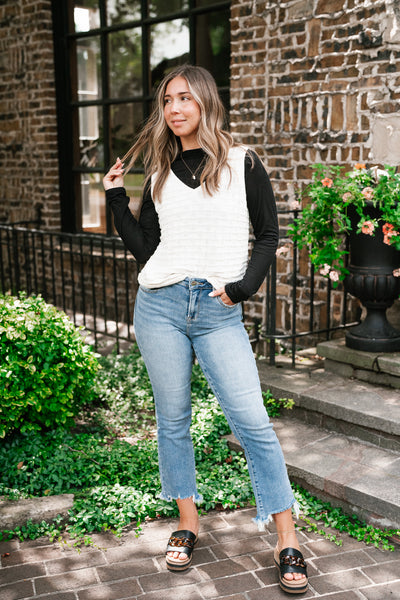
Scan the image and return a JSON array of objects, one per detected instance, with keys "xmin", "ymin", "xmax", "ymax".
[
  {"xmin": 383, "ymin": 222, "xmax": 394, "ymax": 234},
  {"xmin": 355, "ymin": 163, "xmax": 366, "ymax": 170},
  {"xmin": 321, "ymin": 177, "xmax": 333, "ymax": 188}
]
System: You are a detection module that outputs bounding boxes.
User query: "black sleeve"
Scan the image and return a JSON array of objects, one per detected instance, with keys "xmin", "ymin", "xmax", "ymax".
[
  {"xmin": 105, "ymin": 183, "xmax": 160, "ymax": 263},
  {"xmin": 225, "ymin": 150, "xmax": 279, "ymax": 304}
]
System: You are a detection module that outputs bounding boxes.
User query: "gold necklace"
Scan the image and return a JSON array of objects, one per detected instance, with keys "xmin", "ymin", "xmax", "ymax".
[{"xmin": 180, "ymin": 153, "xmax": 205, "ymax": 181}]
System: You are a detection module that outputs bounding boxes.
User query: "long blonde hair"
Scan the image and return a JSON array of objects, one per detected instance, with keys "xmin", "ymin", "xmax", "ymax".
[{"xmin": 122, "ymin": 65, "xmax": 236, "ymax": 201}]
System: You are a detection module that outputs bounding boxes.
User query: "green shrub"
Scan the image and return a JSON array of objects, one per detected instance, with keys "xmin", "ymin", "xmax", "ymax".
[{"xmin": 0, "ymin": 293, "xmax": 99, "ymax": 438}]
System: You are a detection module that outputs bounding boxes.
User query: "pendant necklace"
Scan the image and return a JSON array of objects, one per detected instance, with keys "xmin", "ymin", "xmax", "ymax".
[{"xmin": 180, "ymin": 153, "xmax": 205, "ymax": 181}]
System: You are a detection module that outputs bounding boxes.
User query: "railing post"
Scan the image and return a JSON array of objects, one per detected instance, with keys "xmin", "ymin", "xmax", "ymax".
[{"xmin": 12, "ymin": 227, "xmax": 21, "ymax": 293}]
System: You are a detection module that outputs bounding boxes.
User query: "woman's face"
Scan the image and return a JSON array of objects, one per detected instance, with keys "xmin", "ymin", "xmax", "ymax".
[{"xmin": 163, "ymin": 76, "xmax": 201, "ymax": 150}]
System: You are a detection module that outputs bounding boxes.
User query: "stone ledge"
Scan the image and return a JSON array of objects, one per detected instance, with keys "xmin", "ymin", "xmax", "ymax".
[
  {"xmin": 317, "ymin": 339, "xmax": 400, "ymax": 389},
  {"xmin": 0, "ymin": 494, "xmax": 74, "ymax": 531}
]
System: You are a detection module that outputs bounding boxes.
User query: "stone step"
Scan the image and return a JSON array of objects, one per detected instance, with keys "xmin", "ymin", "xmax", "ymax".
[
  {"xmin": 248, "ymin": 357, "xmax": 400, "ymax": 530},
  {"xmin": 226, "ymin": 417, "xmax": 400, "ymax": 530},
  {"xmin": 257, "ymin": 357, "xmax": 400, "ymax": 452}
]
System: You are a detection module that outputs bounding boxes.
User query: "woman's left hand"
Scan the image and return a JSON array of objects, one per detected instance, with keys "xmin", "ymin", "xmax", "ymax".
[{"xmin": 209, "ymin": 287, "xmax": 235, "ymax": 306}]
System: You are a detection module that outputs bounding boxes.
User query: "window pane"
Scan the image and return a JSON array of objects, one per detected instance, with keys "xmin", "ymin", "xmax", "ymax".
[
  {"xmin": 81, "ymin": 173, "xmax": 106, "ymax": 232},
  {"xmin": 106, "ymin": 0, "xmax": 141, "ymax": 24},
  {"xmin": 78, "ymin": 106, "xmax": 104, "ymax": 168},
  {"xmin": 110, "ymin": 103, "xmax": 144, "ymax": 161},
  {"xmin": 148, "ymin": 0, "xmax": 188, "ymax": 18},
  {"xmin": 74, "ymin": 2, "xmax": 100, "ymax": 32},
  {"xmin": 109, "ymin": 29, "xmax": 142, "ymax": 98},
  {"xmin": 195, "ymin": 0, "xmax": 221, "ymax": 6},
  {"xmin": 77, "ymin": 36, "xmax": 102, "ymax": 101},
  {"xmin": 150, "ymin": 19, "xmax": 189, "ymax": 89},
  {"xmin": 196, "ymin": 9, "xmax": 230, "ymax": 87}
]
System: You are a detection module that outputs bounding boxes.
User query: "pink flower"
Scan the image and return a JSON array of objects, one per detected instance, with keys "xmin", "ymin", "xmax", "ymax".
[
  {"xmin": 361, "ymin": 187, "xmax": 374, "ymax": 200},
  {"xmin": 342, "ymin": 192, "xmax": 352, "ymax": 203},
  {"xmin": 393, "ymin": 268, "xmax": 400, "ymax": 277},
  {"xmin": 329, "ymin": 270, "xmax": 339, "ymax": 282},
  {"xmin": 321, "ymin": 178, "xmax": 333, "ymax": 188},
  {"xmin": 320, "ymin": 264, "xmax": 330, "ymax": 276},
  {"xmin": 361, "ymin": 220, "xmax": 375, "ymax": 236}
]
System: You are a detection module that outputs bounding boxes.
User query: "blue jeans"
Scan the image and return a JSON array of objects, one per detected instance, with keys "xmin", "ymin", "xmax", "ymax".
[{"xmin": 134, "ymin": 278, "xmax": 296, "ymax": 528}]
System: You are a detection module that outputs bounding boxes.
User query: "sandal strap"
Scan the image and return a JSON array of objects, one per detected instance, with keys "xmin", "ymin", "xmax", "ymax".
[
  {"xmin": 166, "ymin": 530, "xmax": 197, "ymax": 554},
  {"xmin": 279, "ymin": 547, "xmax": 307, "ymax": 575}
]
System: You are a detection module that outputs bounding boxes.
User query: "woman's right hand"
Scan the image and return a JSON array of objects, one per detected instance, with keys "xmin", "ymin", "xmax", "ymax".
[{"xmin": 103, "ymin": 157, "xmax": 125, "ymax": 190}]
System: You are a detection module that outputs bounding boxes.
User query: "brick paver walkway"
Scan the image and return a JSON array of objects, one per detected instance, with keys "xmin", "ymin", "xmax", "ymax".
[{"xmin": 1, "ymin": 507, "xmax": 399, "ymax": 599}]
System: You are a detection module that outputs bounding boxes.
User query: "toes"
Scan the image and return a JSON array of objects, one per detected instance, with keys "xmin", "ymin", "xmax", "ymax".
[
  {"xmin": 167, "ymin": 551, "xmax": 187, "ymax": 561},
  {"xmin": 283, "ymin": 572, "xmax": 305, "ymax": 581}
]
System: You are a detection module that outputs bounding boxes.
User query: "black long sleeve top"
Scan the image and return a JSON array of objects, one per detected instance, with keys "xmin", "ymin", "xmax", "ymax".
[{"xmin": 106, "ymin": 148, "xmax": 279, "ymax": 304}]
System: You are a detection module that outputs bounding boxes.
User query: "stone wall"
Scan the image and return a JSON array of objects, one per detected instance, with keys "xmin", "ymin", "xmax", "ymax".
[
  {"xmin": 231, "ymin": 0, "xmax": 400, "ymax": 344},
  {"xmin": 0, "ymin": 0, "xmax": 60, "ymax": 228}
]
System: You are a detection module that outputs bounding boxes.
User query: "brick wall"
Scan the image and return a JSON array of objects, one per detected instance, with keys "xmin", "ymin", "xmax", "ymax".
[
  {"xmin": 231, "ymin": 0, "xmax": 400, "ymax": 345},
  {"xmin": 0, "ymin": 0, "xmax": 60, "ymax": 228},
  {"xmin": 1, "ymin": 0, "xmax": 398, "ymax": 347}
]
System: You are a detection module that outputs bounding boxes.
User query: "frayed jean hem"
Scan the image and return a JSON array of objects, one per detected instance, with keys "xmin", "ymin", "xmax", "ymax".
[
  {"xmin": 158, "ymin": 492, "xmax": 203, "ymax": 504},
  {"xmin": 252, "ymin": 500, "xmax": 300, "ymax": 532}
]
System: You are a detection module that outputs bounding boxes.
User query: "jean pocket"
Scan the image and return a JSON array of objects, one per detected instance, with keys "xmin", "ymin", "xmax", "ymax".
[
  {"xmin": 140, "ymin": 285, "xmax": 161, "ymax": 294},
  {"xmin": 216, "ymin": 295, "xmax": 237, "ymax": 308}
]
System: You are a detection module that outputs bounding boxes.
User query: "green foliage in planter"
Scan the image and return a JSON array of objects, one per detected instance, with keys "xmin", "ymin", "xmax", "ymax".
[
  {"xmin": 0, "ymin": 293, "xmax": 99, "ymax": 438},
  {"xmin": 289, "ymin": 163, "xmax": 400, "ymax": 284}
]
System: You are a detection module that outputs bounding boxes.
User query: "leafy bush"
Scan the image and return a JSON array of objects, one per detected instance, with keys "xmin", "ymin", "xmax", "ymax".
[{"xmin": 0, "ymin": 293, "xmax": 99, "ymax": 438}]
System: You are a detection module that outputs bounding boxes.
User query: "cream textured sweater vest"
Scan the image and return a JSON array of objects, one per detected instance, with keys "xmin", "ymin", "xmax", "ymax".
[{"xmin": 138, "ymin": 146, "xmax": 249, "ymax": 291}]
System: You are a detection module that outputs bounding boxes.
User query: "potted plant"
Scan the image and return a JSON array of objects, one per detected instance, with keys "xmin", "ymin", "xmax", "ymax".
[{"xmin": 289, "ymin": 163, "xmax": 400, "ymax": 351}]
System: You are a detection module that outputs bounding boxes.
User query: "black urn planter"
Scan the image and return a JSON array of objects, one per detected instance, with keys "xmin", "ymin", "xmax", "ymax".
[{"xmin": 344, "ymin": 204, "xmax": 400, "ymax": 352}]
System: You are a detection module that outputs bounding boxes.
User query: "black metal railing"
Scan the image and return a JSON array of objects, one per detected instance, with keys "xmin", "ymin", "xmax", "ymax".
[
  {"xmin": 0, "ymin": 214, "xmax": 358, "ymax": 362},
  {"xmin": 258, "ymin": 208, "xmax": 359, "ymax": 366},
  {"xmin": 0, "ymin": 223, "xmax": 138, "ymax": 352}
]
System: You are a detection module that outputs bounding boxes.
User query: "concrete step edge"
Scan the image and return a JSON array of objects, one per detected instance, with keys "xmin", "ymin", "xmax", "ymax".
[{"xmin": 257, "ymin": 362, "xmax": 400, "ymax": 440}]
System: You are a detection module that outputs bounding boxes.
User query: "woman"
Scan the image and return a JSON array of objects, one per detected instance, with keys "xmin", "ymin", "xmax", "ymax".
[{"xmin": 103, "ymin": 65, "xmax": 308, "ymax": 594}]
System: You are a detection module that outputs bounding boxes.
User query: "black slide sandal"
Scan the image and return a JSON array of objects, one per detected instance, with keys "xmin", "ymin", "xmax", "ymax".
[{"xmin": 165, "ymin": 530, "xmax": 198, "ymax": 572}]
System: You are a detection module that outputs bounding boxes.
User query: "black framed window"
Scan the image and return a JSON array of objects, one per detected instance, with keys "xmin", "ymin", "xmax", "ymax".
[{"xmin": 52, "ymin": 0, "xmax": 231, "ymax": 234}]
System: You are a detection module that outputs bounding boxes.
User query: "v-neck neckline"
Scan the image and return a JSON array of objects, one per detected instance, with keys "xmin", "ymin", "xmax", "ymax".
[
  {"xmin": 170, "ymin": 168, "xmax": 202, "ymax": 191},
  {"xmin": 171, "ymin": 148, "xmax": 205, "ymax": 191}
]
